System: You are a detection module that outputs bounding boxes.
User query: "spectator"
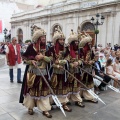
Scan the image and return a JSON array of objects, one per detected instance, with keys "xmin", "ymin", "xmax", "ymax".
[
  {"xmin": 99, "ymin": 53, "xmax": 106, "ymax": 67},
  {"xmin": 110, "ymin": 50, "xmax": 116, "ymax": 63},
  {"xmin": 93, "ymin": 52, "xmax": 111, "ymax": 91},
  {"xmin": 106, "ymin": 59, "xmax": 119, "ymax": 87},
  {"xmin": 104, "ymin": 52, "xmax": 110, "ymax": 63},
  {"xmin": 113, "ymin": 57, "xmax": 120, "ymax": 78},
  {"xmin": 6, "ymin": 37, "xmax": 22, "ymax": 83}
]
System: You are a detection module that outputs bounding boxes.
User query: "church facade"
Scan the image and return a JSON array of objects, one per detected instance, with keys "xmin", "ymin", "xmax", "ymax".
[{"xmin": 11, "ymin": 0, "xmax": 120, "ymax": 47}]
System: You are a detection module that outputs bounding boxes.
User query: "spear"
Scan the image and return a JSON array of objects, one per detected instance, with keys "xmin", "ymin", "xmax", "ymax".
[
  {"xmin": 92, "ymin": 65, "xmax": 120, "ymax": 87},
  {"xmin": 36, "ymin": 66, "xmax": 66, "ymax": 117},
  {"xmin": 79, "ymin": 58, "xmax": 120, "ymax": 93},
  {"xmin": 62, "ymin": 67, "xmax": 106, "ymax": 105},
  {"xmin": 79, "ymin": 66, "xmax": 120, "ymax": 93}
]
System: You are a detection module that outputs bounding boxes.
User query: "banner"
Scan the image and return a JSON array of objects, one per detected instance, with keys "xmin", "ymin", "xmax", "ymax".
[{"xmin": 0, "ymin": 20, "xmax": 2, "ymax": 33}]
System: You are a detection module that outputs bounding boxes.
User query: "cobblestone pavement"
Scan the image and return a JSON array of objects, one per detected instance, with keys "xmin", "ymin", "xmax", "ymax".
[{"xmin": 0, "ymin": 60, "xmax": 120, "ymax": 120}]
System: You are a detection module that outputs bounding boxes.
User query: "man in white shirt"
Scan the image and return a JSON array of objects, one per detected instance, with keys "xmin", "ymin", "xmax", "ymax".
[{"xmin": 6, "ymin": 37, "xmax": 22, "ymax": 83}]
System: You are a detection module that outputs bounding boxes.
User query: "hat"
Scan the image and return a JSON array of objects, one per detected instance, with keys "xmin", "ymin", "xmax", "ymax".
[
  {"xmin": 52, "ymin": 26, "xmax": 66, "ymax": 43},
  {"xmin": 32, "ymin": 27, "xmax": 46, "ymax": 42},
  {"xmin": 79, "ymin": 32, "xmax": 92, "ymax": 48},
  {"xmin": 68, "ymin": 29, "xmax": 78, "ymax": 44}
]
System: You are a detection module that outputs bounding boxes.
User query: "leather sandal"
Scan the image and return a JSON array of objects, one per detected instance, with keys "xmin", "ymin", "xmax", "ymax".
[
  {"xmin": 28, "ymin": 109, "xmax": 34, "ymax": 115},
  {"xmin": 75, "ymin": 101, "xmax": 85, "ymax": 108},
  {"xmin": 43, "ymin": 111, "xmax": 52, "ymax": 118},
  {"xmin": 63, "ymin": 105, "xmax": 72, "ymax": 112}
]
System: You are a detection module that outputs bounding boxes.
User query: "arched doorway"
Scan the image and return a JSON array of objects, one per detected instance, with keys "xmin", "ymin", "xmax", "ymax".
[
  {"xmin": 78, "ymin": 22, "xmax": 95, "ymax": 46},
  {"xmin": 17, "ymin": 28, "xmax": 23, "ymax": 44}
]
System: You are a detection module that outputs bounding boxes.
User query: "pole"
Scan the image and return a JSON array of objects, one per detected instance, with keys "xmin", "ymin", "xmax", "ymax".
[
  {"xmin": 36, "ymin": 66, "xmax": 66, "ymax": 117},
  {"xmin": 79, "ymin": 58, "xmax": 120, "ymax": 86},
  {"xmin": 5, "ymin": 34, "xmax": 6, "ymax": 42},
  {"xmin": 95, "ymin": 21, "xmax": 98, "ymax": 49},
  {"xmin": 79, "ymin": 66, "xmax": 120, "ymax": 93},
  {"xmin": 95, "ymin": 33, "xmax": 97, "ymax": 49},
  {"xmin": 92, "ymin": 65, "xmax": 120, "ymax": 86},
  {"xmin": 62, "ymin": 67, "xmax": 106, "ymax": 105}
]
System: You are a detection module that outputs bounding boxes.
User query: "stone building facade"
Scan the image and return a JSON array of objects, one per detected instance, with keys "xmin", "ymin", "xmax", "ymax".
[{"xmin": 11, "ymin": 0, "xmax": 120, "ymax": 47}]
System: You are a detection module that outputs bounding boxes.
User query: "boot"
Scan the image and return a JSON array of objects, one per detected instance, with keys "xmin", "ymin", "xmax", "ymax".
[{"xmin": 9, "ymin": 69, "xmax": 13, "ymax": 82}]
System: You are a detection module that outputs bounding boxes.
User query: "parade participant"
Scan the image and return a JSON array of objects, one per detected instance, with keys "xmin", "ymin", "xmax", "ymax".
[
  {"xmin": 79, "ymin": 32, "xmax": 98, "ymax": 103},
  {"xmin": 19, "ymin": 27, "xmax": 53, "ymax": 118},
  {"xmin": 6, "ymin": 37, "xmax": 22, "ymax": 83},
  {"xmin": 67, "ymin": 30, "xmax": 85, "ymax": 107},
  {"xmin": 50, "ymin": 26, "xmax": 72, "ymax": 112}
]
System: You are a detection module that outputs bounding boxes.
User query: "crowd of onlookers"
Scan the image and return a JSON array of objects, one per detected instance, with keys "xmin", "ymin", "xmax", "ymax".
[
  {"xmin": 0, "ymin": 41, "xmax": 31, "ymax": 55},
  {"xmin": 92, "ymin": 43, "xmax": 120, "ymax": 94},
  {"xmin": 0, "ymin": 42, "xmax": 9, "ymax": 54}
]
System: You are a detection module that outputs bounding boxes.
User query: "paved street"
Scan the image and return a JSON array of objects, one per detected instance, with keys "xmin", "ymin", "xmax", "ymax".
[{"xmin": 0, "ymin": 56, "xmax": 120, "ymax": 120}]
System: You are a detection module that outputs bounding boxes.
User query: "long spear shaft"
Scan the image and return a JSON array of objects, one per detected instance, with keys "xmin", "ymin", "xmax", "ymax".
[
  {"xmin": 79, "ymin": 66, "xmax": 120, "ymax": 93},
  {"xmin": 22, "ymin": 54, "xmax": 66, "ymax": 116},
  {"xmin": 62, "ymin": 67, "xmax": 106, "ymax": 105},
  {"xmin": 36, "ymin": 66, "xmax": 66, "ymax": 117},
  {"xmin": 62, "ymin": 67, "xmax": 89, "ymax": 90},
  {"xmin": 80, "ymin": 67, "xmax": 108, "ymax": 85},
  {"xmin": 79, "ymin": 58, "xmax": 120, "ymax": 86},
  {"xmin": 92, "ymin": 65, "xmax": 120, "ymax": 85}
]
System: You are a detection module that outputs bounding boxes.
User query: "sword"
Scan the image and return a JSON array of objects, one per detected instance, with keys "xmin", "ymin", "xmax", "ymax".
[
  {"xmin": 62, "ymin": 67, "xmax": 106, "ymax": 105},
  {"xmin": 36, "ymin": 66, "xmax": 66, "ymax": 117}
]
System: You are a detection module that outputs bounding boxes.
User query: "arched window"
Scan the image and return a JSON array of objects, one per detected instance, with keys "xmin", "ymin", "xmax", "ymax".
[{"xmin": 17, "ymin": 28, "xmax": 23, "ymax": 44}]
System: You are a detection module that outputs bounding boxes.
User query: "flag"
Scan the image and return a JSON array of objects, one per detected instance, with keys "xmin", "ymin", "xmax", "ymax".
[{"xmin": 0, "ymin": 20, "xmax": 2, "ymax": 33}]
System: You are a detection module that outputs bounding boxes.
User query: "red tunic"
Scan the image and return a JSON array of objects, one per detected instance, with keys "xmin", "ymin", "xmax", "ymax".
[{"xmin": 8, "ymin": 44, "xmax": 22, "ymax": 66}]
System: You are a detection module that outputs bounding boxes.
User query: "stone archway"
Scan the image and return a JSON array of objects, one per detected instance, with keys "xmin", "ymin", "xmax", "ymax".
[{"xmin": 17, "ymin": 28, "xmax": 23, "ymax": 44}]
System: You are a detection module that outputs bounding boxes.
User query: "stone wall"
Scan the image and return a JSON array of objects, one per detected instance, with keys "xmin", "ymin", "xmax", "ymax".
[{"xmin": 11, "ymin": 0, "xmax": 120, "ymax": 47}]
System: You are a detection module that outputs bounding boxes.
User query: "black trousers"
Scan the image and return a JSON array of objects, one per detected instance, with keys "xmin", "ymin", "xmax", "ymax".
[{"xmin": 97, "ymin": 74, "xmax": 111, "ymax": 88}]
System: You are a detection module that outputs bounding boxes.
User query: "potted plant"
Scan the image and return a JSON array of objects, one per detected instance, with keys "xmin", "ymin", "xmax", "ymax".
[
  {"xmin": 94, "ymin": 29, "xmax": 99, "ymax": 34},
  {"xmin": 25, "ymin": 40, "xmax": 31, "ymax": 43}
]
